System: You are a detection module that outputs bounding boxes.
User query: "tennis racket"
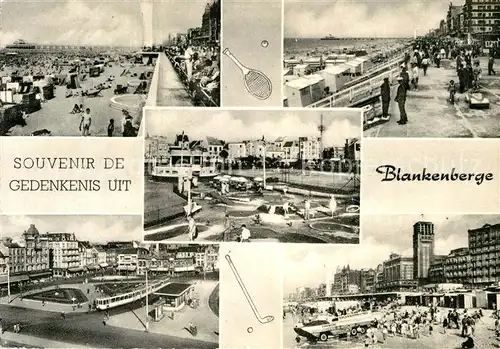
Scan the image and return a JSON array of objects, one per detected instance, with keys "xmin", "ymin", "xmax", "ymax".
[{"xmin": 223, "ymin": 48, "xmax": 272, "ymax": 100}]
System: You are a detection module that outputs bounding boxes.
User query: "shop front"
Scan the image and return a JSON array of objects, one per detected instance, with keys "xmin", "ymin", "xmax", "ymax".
[{"xmin": 154, "ymin": 282, "xmax": 194, "ymax": 311}]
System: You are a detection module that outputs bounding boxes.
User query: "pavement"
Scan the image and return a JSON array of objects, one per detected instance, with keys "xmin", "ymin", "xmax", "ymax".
[
  {"xmin": 6, "ymin": 63, "xmax": 149, "ymax": 137},
  {"xmin": 107, "ymin": 280, "xmax": 219, "ymax": 344},
  {"xmin": 284, "ymin": 308, "xmax": 498, "ymax": 349},
  {"xmin": 2, "ymin": 282, "xmax": 102, "ymax": 314},
  {"xmin": 0, "ymin": 281, "xmax": 218, "ymax": 348},
  {"xmin": 156, "ymin": 53, "xmax": 193, "ymax": 107},
  {"xmin": 364, "ymin": 56, "xmax": 500, "ymax": 138}
]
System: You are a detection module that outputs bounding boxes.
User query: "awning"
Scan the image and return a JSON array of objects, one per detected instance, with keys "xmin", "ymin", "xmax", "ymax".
[
  {"xmin": 0, "ymin": 274, "xmax": 29, "ymax": 284},
  {"xmin": 116, "ymin": 265, "xmax": 137, "ymax": 271},
  {"xmin": 28, "ymin": 271, "xmax": 52, "ymax": 278},
  {"xmin": 68, "ymin": 267, "xmax": 84, "ymax": 273}
]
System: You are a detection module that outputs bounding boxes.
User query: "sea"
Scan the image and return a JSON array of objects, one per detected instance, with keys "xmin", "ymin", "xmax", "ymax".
[{"xmin": 284, "ymin": 38, "xmax": 407, "ymax": 56}]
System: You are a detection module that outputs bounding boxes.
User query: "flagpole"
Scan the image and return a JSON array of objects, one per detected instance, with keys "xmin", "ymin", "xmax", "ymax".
[{"xmin": 7, "ymin": 263, "xmax": 10, "ymax": 303}]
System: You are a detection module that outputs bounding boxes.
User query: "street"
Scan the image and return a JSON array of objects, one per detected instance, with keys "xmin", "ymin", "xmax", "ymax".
[{"xmin": 0, "ymin": 305, "xmax": 217, "ymax": 348}]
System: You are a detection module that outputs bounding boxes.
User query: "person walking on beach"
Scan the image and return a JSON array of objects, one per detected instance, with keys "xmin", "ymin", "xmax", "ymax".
[
  {"xmin": 395, "ymin": 77, "xmax": 407, "ymax": 125},
  {"xmin": 380, "ymin": 77, "xmax": 391, "ymax": 119},
  {"xmin": 79, "ymin": 108, "xmax": 92, "ymax": 136}
]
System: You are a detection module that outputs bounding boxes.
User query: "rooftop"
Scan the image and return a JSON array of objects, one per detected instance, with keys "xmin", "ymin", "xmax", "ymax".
[{"xmin": 155, "ymin": 282, "xmax": 193, "ymax": 296}]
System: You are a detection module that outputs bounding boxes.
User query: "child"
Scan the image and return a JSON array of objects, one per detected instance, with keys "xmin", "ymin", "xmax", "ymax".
[
  {"xmin": 107, "ymin": 119, "xmax": 115, "ymax": 137},
  {"xmin": 448, "ymin": 80, "xmax": 456, "ymax": 104}
]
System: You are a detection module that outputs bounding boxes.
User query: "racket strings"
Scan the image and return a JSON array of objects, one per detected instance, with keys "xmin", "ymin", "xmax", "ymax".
[{"xmin": 245, "ymin": 71, "xmax": 272, "ymax": 99}]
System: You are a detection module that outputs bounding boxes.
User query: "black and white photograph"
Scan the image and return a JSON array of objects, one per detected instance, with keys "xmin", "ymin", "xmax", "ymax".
[
  {"xmin": 144, "ymin": 108, "xmax": 361, "ymax": 244},
  {"xmin": 0, "ymin": 0, "xmax": 220, "ymax": 137},
  {"xmin": 0, "ymin": 215, "xmax": 219, "ymax": 348},
  {"xmin": 283, "ymin": 214, "xmax": 500, "ymax": 349},
  {"xmin": 283, "ymin": 0, "xmax": 500, "ymax": 138}
]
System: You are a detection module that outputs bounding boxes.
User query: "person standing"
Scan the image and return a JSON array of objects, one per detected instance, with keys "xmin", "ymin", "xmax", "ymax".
[
  {"xmin": 328, "ymin": 194, "xmax": 337, "ymax": 217},
  {"xmin": 240, "ymin": 224, "xmax": 251, "ymax": 242},
  {"xmin": 422, "ymin": 55, "xmax": 429, "ymax": 76},
  {"xmin": 488, "ymin": 55, "xmax": 496, "ymax": 76},
  {"xmin": 79, "ymin": 108, "xmax": 92, "ymax": 136},
  {"xmin": 304, "ymin": 199, "xmax": 311, "ymax": 221},
  {"xmin": 380, "ymin": 77, "xmax": 391, "ymax": 119},
  {"xmin": 107, "ymin": 119, "xmax": 114, "ymax": 137},
  {"xmin": 184, "ymin": 44, "xmax": 195, "ymax": 83},
  {"xmin": 395, "ymin": 77, "xmax": 408, "ymax": 125},
  {"xmin": 411, "ymin": 63, "xmax": 419, "ymax": 91},
  {"xmin": 187, "ymin": 215, "xmax": 197, "ymax": 241}
]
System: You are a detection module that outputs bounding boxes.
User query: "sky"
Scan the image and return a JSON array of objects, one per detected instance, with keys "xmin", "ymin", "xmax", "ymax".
[
  {"xmin": 0, "ymin": 0, "xmax": 209, "ymax": 47},
  {"xmin": 0, "ymin": 215, "xmax": 142, "ymax": 245},
  {"xmin": 146, "ymin": 109, "xmax": 361, "ymax": 147},
  {"xmin": 283, "ymin": 214, "xmax": 500, "ymax": 295},
  {"xmin": 284, "ymin": 0, "xmax": 451, "ymax": 38}
]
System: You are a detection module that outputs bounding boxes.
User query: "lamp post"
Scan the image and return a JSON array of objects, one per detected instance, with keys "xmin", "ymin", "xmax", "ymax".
[
  {"xmin": 7, "ymin": 263, "xmax": 10, "ymax": 303},
  {"xmin": 262, "ymin": 136, "xmax": 267, "ymax": 188},
  {"xmin": 145, "ymin": 267, "xmax": 149, "ymax": 332}
]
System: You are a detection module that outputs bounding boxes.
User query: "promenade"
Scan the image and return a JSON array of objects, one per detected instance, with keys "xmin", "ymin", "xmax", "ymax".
[
  {"xmin": 365, "ymin": 57, "xmax": 500, "ymax": 138},
  {"xmin": 156, "ymin": 53, "xmax": 193, "ymax": 107}
]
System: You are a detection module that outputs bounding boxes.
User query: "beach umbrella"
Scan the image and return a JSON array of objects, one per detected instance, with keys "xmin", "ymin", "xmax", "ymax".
[
  {"xmin": 222, "ymin": 174, "xmax": 231, "ymax": 179},
  {"xmin": 237, "ymin": 177, "xmax": 248, "ymax": 182},
  {"xmin": 213, "ymin": 175, "xmax": 222, "ymax": 181},
  {"xmin": 219, "ymin": 177, "xmax": 229, "ymax": 182},
  {"xmin": 229, "ymin": 177, "xmax": 239, "ymax": 182},
  {"xmin": 254, "ymin": 177, "xmax": 263, "ymax": 182}
]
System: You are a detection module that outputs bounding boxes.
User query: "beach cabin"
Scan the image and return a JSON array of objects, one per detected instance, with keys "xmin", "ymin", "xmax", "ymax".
[
  {"xmin": 355, "ymin": 56, "xmax": 373, "ymax": 74},
  {"xmin": 293, "ymin": 64, "xmax": 312, "ymax": 77},
  {"xmin": 285, "ymin": 74, "xmax": 325, "ymax": 108},
  {"xmin": 345, "ymin": 59, "xmax": 363, "ymax": 76},
  {"xmin": 283, "ymin": 68, "xmax": 296, "ymax": 83},
  {"xmin": 320, "ymin": 65, "xmax": 351, "ymax": 93}
]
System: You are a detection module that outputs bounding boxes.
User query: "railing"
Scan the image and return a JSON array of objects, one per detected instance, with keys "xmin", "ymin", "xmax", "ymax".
[
  {"xmin": 307, "ymin": 49, "xmax": 410, "ymax": 108},
  {"xmin": 308, "ymin": 67, "xmax": 400, "ymax": 108}
]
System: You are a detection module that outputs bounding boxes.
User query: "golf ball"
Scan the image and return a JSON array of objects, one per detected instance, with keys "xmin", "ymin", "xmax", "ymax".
[{"xmin": 261, "ymin": 40, "xmax": 269, "ymax": 48}]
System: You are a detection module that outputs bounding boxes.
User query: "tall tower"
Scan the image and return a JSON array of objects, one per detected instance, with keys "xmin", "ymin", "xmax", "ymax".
[
  {"xmin": 412, "ymin": 221, "xmax": 435, "ymax": 280},
  {"xmin": 318, "ymin": 114, "xmax": 325, "ymax": 159},
  {"xmin": 140, "ymin": 0, "xmax": 154, "ymax": 48}
]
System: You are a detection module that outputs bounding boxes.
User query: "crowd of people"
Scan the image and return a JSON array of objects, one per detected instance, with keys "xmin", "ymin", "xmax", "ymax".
[
  {"xmin": 383, "ymin": 37, "xmax": 497, "ymax": 126},
  {"xmin": 167, "ymin": 43, "xmax": 220, "ymax": 106}
]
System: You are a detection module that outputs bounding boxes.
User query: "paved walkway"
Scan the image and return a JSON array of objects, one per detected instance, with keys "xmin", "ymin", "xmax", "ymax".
[
  {"xmin": 107, "ymin": 280, "xmax": 219, "ymax": 344},
  {"xmin": 156, "ymin": 54, "xmax": 193, "ymax": 107},
  {"xmin": 1, "ymin": 283, "xmax": 103, "ymax": 314},
  {"xmin": 0, "ymin": 331, "xmax": 89, "ymax": 348},
  {"xmin": 365, "ymin": 57, "xmax": 500, "ymax": 138}
]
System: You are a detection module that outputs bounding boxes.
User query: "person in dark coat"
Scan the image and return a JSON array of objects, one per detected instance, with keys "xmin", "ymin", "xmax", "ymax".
[
  {"xmin": 395, "ymin": 76, "xmax": 407, "ymax": 125},
  {"xmin": 488, "ymin": 55, "xmax": 496, "ymax": 75},
  {"xmin": 400, "ymin": 65, "xmax": 410, "ymax": 91},
  {"xmin": 380, "ymin": 77, "xmax": 391, "ymax": 119}
]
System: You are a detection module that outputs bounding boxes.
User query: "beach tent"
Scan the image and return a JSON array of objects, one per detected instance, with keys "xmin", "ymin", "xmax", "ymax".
[
  {"xmin": 293, "ymin": 64, "xmax": 312, "ymax": 77},
  {"xmin": 67, "ymin": 73, "xmax": 81, "ymax": 89}
]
